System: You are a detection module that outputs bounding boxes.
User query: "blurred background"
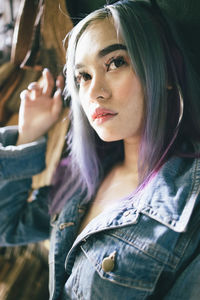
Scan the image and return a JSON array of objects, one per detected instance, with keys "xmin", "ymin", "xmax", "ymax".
[
  {"xmin": 0, "ymin": 1, "xmax": 199, "ymax": 299},
  {"xmin": 1, "ymin": 0, "xmax": 200, "ymax": 73}
]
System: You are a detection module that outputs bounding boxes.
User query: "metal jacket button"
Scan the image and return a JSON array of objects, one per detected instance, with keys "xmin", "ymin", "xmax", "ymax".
[
  {"xmin": 59, "ymin": 222, "xmax": 74, "ymax": 230},
  {"xmin": 102, "ymin": 251, "xmax": 116, "ymax": 272},
  {"xmin": 123, "ymin": 210, "xmax": 131, "ymax": 217}
]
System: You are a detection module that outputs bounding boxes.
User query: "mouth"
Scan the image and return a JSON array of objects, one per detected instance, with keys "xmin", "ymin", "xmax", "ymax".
[{"xmin": 91, "ymin": 108, "xmax": 118, "ymax": 123}]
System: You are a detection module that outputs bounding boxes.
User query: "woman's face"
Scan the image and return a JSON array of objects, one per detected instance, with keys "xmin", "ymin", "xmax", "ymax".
[{"xmin": 74, "ymin": 18, "xmax": 144, "ymax": 143}]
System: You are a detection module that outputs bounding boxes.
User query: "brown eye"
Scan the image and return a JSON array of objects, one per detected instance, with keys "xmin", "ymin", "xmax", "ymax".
[
  {"xmin": 106, "ymin": 56, "xmax": 127, "ymax": 71},
  {"xmin": 81, "ymin": 72, "xmax": 91, "ymax": 81},
  {"xmin": 75, "ymin": 72, "xmax": 91, "ymax": 86}
]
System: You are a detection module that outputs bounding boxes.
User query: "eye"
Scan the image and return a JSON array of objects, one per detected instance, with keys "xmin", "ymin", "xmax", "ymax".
[
  {"xmin": 106, "ymin": 56, "xmax": 127, "ymax": 71},
  {"xmin": 75, "ymin": 72, "xmax": 91, "ymax": 86}
]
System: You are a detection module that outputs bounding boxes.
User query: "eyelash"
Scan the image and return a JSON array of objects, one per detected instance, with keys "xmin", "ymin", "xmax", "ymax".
[
  {"xmin": 105, "ymin": 56, "xmax": 127, "ymax": 71},
  {"xmin": 75, "ymin": 55, "xmax": 127, "ymax": 86},
  {"xmin": 75, "ymin": 72, "xmax": 91, "ymax": 86}
]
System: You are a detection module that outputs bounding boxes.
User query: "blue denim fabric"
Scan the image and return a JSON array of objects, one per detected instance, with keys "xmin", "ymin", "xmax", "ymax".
[
  {"xmin": 0, "ymin": 126, "xmax": 50, "ymax": 244},
  {"xmin": 0, "ymin": 126, "xmax": 200, "ymax": 300}
]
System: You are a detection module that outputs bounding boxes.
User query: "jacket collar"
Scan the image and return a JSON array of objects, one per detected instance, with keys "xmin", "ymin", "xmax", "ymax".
[
  {"xmin": 74, "ymin": 151, "xmax": 200, "ymax": 244},
  {"xmin": 138, "ymin": 153, "xmax": 200, "ymax": 232},
  {"xmin": 64, "ymin": 149, "xmax": 200, "ymax": 273}
]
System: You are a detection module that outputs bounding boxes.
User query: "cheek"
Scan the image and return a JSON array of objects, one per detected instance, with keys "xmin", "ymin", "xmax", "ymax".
[
  {"xmin": 80, "ymin": 97, "xmax": 91, "ymax": 122},
  {"xmin": 115, "ymin": 73, "xmax": 144, "ymax": 124},
  {"xmin": 113, "ymin": 70, "xmax": 141, "ymax": 98},
  {"xmin": 79, "ymin": 90, "xmax": 87, "ymax": 112}
]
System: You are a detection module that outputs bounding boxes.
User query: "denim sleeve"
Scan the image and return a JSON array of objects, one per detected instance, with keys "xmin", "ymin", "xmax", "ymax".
[{"xmin": 0, "ymin": 126, "xmax": 51, "ymax": 246}]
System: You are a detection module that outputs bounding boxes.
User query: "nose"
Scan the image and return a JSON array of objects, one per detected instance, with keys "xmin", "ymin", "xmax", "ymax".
[{"xmin": 88, "ymin": 74, "xmax": 111, "ymax": 101}]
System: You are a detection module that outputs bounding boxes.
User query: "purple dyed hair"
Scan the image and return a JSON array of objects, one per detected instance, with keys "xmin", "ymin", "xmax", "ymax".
[{"xmin": 49, "ymin": 0, "xmax": 200, "ymax": 214}]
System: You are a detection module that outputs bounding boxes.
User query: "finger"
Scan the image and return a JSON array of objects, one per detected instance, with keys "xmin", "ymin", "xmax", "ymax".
[
  {"xmin": 20, "ymin": 90, "xmax": 31, "ymax": 102},
  {"xmin": 52, "ymin": 88, "xmax": 63, "ymax": 119},
  {"xmin": 56, "ymin": 75, "xmax": 65, "ymax": 90},
  {"xmin": 27, "ymin": 82, "xmax": 39, "ymax": 90},
  {"xmin": 42, "ymin": 68, "xmax": 55, "ymax": 96},
  {"xmin": 27, "ymin": 82, "xmax": 42, "ymax": 99}
]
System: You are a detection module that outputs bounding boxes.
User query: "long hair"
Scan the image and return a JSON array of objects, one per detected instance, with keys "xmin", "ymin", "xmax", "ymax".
[{"xmin": 49, "ymin": 0, "xmax": 200, "ymax": 214}]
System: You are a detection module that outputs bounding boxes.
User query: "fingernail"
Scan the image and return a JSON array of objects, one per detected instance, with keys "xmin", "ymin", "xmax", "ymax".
[
  {"xmin": 43, "ymin": 68, "xmax": 49, "ymax": 74},
  {"xmin": 56, "ymin": 79, "xmax": 60, "ymax": 87},
  {"xmin": 20, "ymin": 90, "xmax": 28, "ymax": 100},
  {"xmin": 28, "ymin": 82, "xmax": 36, "ymax": 90},
  {"xmin": 57, "ymin": 88, "xmax": 62, "ymax": 94}
]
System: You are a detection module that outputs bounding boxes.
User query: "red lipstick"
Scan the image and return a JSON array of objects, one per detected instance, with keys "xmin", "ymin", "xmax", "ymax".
[{"xmin": 91, "ymin": 107, "xmax": 118, "ymax": 124}]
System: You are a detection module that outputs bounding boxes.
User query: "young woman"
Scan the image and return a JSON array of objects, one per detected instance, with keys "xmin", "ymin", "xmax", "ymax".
[{"xmin": 1, "ymin": 1, "xmax": 200, "ymax": 299}]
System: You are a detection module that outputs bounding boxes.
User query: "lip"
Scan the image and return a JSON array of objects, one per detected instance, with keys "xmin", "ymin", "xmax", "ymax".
[{"xmin": 91, "ymin": 107, "xmax": 118, "ymax": 123}]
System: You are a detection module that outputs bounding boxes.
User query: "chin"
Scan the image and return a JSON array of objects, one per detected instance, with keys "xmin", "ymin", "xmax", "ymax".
[{"xmin": 97, "ymin": 132, "xmax": 122, "ymax": 143}]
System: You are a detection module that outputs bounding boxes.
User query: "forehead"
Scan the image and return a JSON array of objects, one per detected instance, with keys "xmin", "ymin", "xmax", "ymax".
[{"xmin": 75, "ymin": 18, "xmax": 124, "ymax": 64}]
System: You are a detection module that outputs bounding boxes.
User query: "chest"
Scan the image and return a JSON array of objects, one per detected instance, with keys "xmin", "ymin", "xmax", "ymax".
[{"xmin": 78, "ymin": 171, "xmax": 138, "ymax": 234}]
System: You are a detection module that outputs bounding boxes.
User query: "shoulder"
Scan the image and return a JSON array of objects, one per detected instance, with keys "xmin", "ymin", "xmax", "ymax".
[{"xmin": 138, "ymin": 147, "xmax": 200, "ymax": 232}]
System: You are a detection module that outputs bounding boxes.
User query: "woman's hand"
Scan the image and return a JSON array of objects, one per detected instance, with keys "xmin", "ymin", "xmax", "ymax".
[{"xmin": 17, "ymin": 69, "xmax": 64, "ymax": 145}]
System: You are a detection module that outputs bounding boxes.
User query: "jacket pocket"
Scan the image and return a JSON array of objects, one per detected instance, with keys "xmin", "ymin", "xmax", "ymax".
[{"xmin": 80, "ymin": 233, "xmax": 163, "ymax": 292}]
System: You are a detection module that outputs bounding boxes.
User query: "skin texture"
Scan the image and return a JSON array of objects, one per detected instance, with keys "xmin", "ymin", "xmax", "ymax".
[
  {"xmin": 75, "ymin": 18, "xmax": 144, "ymax": 144},
  {"xmin": 16, "ymin": 18, "xmax": 144, "ymax": 231},
  {"xmin": 17, "ymin": 69, "xmax": 63, "ymax": 145},
  {"xmin": 75, "ymin": 18, "xmax": 145, "ymax": 232}
]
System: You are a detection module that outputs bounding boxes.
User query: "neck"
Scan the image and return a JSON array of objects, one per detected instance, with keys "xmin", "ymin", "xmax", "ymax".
[{"xmin": 122, "ymin": 137, "xmax": 140, "ymax": 174}]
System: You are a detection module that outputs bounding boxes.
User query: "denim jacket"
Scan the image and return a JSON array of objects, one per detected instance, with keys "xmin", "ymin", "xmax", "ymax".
[{"xmin": 0, "ymin": 126, "xmax": 200, "ymax": 300}]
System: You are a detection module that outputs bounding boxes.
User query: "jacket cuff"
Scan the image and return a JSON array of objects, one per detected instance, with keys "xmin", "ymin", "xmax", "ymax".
[{"xmin": 0, "ymin": 126, "xmax": 47, "ymax": 180}]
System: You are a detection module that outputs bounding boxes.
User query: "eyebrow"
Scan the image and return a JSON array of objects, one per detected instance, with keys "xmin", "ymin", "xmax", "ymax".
[
  {"xmin": 99, "ymin": 43, "xmax": 127, "ymax": 57},
  {"xmin": 75, "ymin": 43, "xmax": 127, "ymax": 70}
]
